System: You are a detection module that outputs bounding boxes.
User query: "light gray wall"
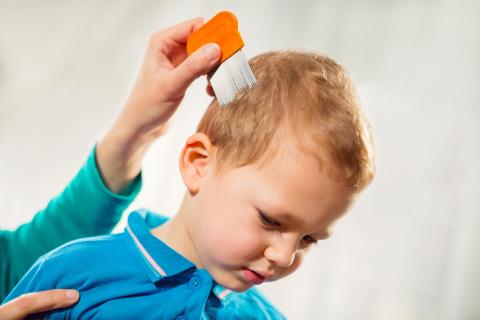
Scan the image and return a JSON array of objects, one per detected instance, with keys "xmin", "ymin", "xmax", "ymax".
[{"xmin": 1, "ymin": 1, "xmax": 479, "ymax": 318}]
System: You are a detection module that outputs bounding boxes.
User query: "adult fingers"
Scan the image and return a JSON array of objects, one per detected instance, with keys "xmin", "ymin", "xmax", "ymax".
[
  {"xmin": 206, "ymin": 83, "xmax": 215, "ymax": 97},
  {"xmin": 192, "ymin": 18, "xmax": 204, "ymax": 33},
  {"xmin": 168, "ymin": 43, "xmax": 221, "ymax": 94},
  {"xmin": 0, "ymin": 290, "xmax": 79, "ymax": 320}
]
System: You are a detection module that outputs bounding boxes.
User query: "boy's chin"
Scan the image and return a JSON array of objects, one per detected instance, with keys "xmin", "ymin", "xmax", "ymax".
[
  {"xmin": 213, "ymin": 273, "xmax": 253, "ymax": 293},
  {"xmin": 221, "ymin": 281, "xmax": 252, "ymax": 293}
]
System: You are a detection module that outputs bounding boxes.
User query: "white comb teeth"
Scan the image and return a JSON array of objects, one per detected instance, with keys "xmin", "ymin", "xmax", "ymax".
[{"xmin": 209, "ymin": 49, "xmax": 257, "ymax": 106}]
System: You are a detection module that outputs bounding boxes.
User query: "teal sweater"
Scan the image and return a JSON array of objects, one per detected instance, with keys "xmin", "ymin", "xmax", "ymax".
[{"xmin": 0, "ymin": 147, "xmax": 142, "ymax": 301}]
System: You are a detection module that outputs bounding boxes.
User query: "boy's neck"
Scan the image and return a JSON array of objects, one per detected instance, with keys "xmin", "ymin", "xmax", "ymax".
[{"xmin": 150, "ymin": 193, "xmax": 203, "ymax": 268}]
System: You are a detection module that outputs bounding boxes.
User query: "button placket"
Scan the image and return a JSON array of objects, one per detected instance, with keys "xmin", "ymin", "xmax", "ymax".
[{"xmin": 189, "ymin": 276, "xmax": 202, "ymax": 288}]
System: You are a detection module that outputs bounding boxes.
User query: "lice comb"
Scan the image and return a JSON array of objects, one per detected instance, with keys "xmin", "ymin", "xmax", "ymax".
[{"xmin": 187, "ymin": 11, "xmax": 257, "ymax": 106}]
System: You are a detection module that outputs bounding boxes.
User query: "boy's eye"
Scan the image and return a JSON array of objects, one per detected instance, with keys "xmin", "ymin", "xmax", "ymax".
[
  {"xmin": 302, "ymin": 235, "xmax": 318, "ymax": 246},
  {"xmin": 258, "ymin": 211, "xmax": 281, "ymax": 227}
]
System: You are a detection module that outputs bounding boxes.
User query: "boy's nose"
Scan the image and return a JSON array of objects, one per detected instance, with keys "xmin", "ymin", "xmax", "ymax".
[{"xmin": 263, "ymin": 238, "xmax": 297, "ymax": 268}]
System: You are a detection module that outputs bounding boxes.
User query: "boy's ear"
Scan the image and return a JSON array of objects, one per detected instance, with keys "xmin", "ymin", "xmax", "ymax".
[{"xmin": 179, "ymin": 133, "xmax": 215, "ymax": 194}]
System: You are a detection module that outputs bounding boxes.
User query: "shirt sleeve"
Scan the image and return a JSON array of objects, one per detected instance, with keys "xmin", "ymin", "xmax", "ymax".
[
  {"xmin": 2, "ymin": 255, "xmax": 68, "ymax": 320},
  {"xmin": 0, "ymin": 145, "xmax": 142, "ymax": 301},
  {"xmin": 2, "ymin": 257, "xmax": 48, "ymax": 303}
]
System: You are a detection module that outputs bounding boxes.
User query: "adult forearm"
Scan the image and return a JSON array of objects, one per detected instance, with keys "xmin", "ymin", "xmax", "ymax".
[{"xmin": 96, "ymin": 120, "xmax": 157, "ymax": 194}]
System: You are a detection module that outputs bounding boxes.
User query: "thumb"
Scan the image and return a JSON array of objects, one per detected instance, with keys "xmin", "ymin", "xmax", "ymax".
[{"xmin": 171, "ymin": 43, "xmax": 221, "ymax": 92}]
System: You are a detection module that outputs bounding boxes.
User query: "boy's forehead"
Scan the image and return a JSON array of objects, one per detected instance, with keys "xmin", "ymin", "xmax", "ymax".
[{"xmin": 252, "ymin": 135, "xmax": 320, "ymax": 171}]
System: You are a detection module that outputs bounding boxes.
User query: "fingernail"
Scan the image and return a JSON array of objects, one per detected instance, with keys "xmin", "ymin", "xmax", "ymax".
[
  {"xmin": 203, "ymin": 43, "xmax": 221, "ymax": 61},
  {"xmin": 65, "ymin": 290, "xmax": 79, "ymax": 301}
]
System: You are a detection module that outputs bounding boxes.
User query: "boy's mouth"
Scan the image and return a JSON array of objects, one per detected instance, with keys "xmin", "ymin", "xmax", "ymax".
[{"xmin": 241, "ymin": 267, "xmax": 267, "ymax": 285}]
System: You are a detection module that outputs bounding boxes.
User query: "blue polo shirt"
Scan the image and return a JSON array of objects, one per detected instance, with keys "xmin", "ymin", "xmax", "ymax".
[{"xmin": 3, "ymin": 210, "xmax": 286, "ymax": 319}]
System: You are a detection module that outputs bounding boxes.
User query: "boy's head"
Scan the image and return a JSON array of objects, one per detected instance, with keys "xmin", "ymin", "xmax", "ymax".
[{"xmin": 175, "ymin": 51, "xmax": 375, "ymax": 292}]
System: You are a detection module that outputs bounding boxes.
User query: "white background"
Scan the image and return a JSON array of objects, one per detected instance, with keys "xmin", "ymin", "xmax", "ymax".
[{"xmin": 1, "ymin": 1, "xmax": 479, "ymax": 319}]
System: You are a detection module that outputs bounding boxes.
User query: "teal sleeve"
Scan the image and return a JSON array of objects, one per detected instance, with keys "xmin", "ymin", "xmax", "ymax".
[{"xmin": 0, "ymin": 146, "xmax": 142, "ymax": 301}]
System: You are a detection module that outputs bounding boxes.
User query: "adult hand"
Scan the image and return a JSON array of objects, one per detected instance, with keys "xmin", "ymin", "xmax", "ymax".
[
  {"xmin": 0, "ymin": 289, "xmax": 79, "ymax": 320},
  {"xmin": 96, "ymin": 17, "xmax": 221, "ymax": 193}
]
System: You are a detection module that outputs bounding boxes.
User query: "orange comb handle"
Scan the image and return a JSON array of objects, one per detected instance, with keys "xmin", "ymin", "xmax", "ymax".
[{"xmin": 187, "ymin": 11, "xmax": 244, "ymax": 63}]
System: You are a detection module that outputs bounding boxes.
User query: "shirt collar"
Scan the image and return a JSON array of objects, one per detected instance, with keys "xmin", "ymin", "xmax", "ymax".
[
  {"xmin": 125, "ymin": 210, "xmax": 194, "ymax": 282},
  {"xmin": 125, "ymin": 210, "xmax": 234, "ymax": 301}
]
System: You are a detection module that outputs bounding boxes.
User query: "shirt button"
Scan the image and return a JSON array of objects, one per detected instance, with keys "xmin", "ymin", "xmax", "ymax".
[{"xmin": 189, "ymin": 276, "xmax": 202, "ymax": 288}]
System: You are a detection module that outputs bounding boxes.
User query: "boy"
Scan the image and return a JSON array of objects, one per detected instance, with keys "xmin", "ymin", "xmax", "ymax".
[{"xmin": 3, "ymin": 32, "xmax": 375, "ymax": 320}]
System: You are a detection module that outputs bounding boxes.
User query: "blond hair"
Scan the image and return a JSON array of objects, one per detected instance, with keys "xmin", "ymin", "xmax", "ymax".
[{"xmin": 197, "ymin": 51, "xmax": 375, "ymax": 192}]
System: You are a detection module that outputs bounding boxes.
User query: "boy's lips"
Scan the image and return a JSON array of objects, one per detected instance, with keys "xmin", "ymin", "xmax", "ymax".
[{"xmin": 241, "ymin": 267, "xmax": 271, "ymax": 285}]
